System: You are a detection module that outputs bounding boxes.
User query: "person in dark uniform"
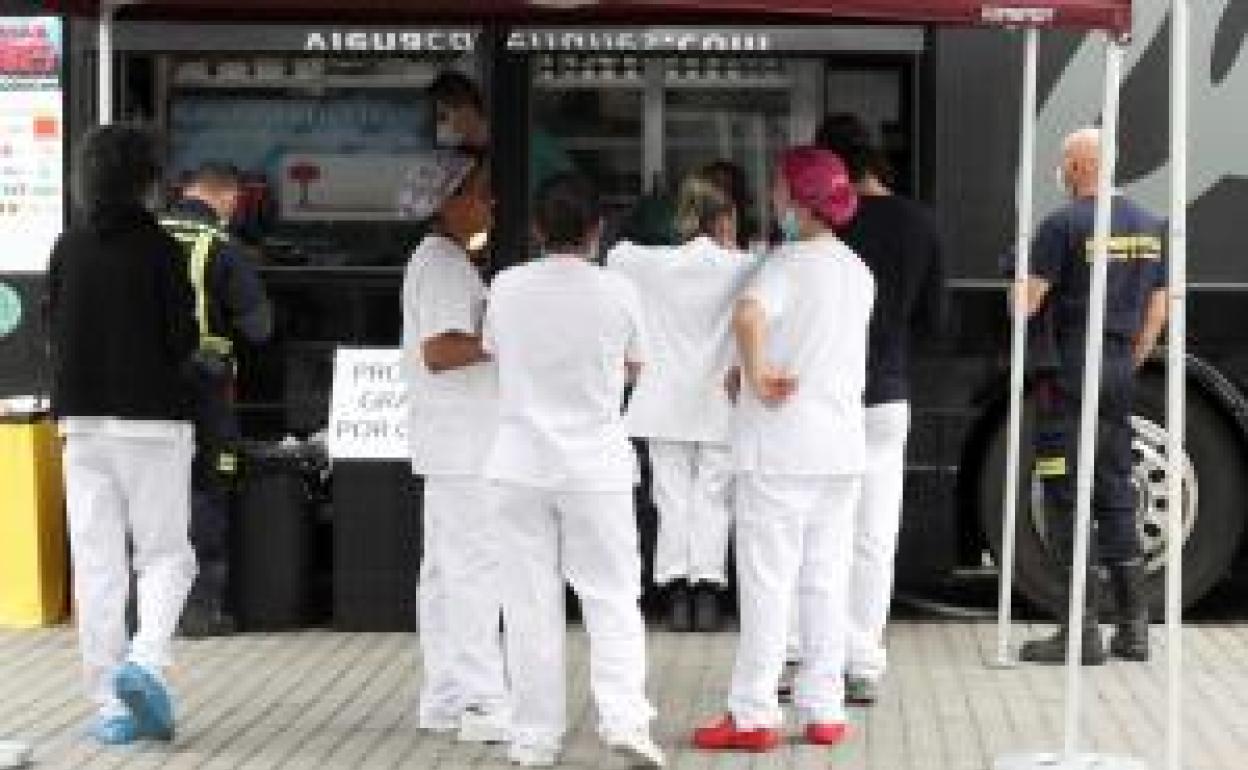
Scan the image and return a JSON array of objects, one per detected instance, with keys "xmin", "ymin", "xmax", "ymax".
[
  {"xmin": 1015, "ymin": 128, "xmax": 1169, "ymax": 665},
  {"xmin": 161, "ymin": 162, "xmax": 273, "ymax": 637}
]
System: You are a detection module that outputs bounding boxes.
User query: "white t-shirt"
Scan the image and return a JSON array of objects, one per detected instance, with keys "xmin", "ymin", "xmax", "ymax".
[
  {"xmin": 401, "ymin": 234, "xmax": 497, "ymax": 476},
  {"xmin": 482, "ymin": 256, "xmax": 646, "ymax": 492},
  {"xmin": 734, "ymin": 234, "xmax": 875, "ymax": 476},
  {"xmin": 608, "ymin": 237, "xmax": 757, "ymax": 443}
]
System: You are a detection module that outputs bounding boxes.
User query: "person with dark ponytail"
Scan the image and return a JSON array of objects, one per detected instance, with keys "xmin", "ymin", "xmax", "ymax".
[{"xmin": 694, "ymin": 147, "xmax": 872, "ymax": 754}]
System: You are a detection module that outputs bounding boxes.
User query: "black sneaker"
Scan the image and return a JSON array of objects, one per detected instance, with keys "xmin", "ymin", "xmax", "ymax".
[
  {"xmin": 845, "ymin": 675, "xmax": 879, "ymax": 706},
  {"xmin": 668, "ymin": 581, "xmax": 692, "ymax": 633},
  {"xmin": 777, "ymin": 660, "xmax": 799, "ymax": 704},
  {"xmin": 692, "ymin": 583, "xmax": 721, "ymax": 632}
]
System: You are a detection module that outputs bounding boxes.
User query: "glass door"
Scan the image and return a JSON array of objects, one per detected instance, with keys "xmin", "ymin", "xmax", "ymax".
[
  {"xmin": 527, "ymin": 51, "xmax": 915, "ymax": 248},
  {"xmin": 661, "ymin": 57, "xmax": 819, "ymax": 249},
  {"xmin": 531, "ymin": 54, "xmax": 645, "ymax": 220}
]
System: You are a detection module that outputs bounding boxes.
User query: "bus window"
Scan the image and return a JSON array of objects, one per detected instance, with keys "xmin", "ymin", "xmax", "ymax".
[{"xmin": 531, "ymin": 55, "xmax": 645, "ymax": 231}]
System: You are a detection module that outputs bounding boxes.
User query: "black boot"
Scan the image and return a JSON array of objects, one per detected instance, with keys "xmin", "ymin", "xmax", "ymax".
[
  {"xmin": 692, "ymin": 582, "xmax": 722, "ymax": 632},
  {"xmin": 1019, "ymin": 567, "xmax": 1106, "ymax": 666},
  {"xmin": 667, "ymin": 580, "xmax": 692, "ymax": 632},
  {"xmin": 1107, "ymin": 560, "xmax": 1150, "ymax": 661},
  {"xmin": 179, "ymin": 561, "xmax": 236, "ymax": 638}
]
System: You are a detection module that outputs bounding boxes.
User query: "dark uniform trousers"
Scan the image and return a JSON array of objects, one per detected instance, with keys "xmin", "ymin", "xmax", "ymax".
[
  {"xmin": 1033, "ymin": 335, "xmax": 1140, "ymax": 567},
  {"xmin": 189, "ymin": 367, "xmax": 240, "ymax": 609}
]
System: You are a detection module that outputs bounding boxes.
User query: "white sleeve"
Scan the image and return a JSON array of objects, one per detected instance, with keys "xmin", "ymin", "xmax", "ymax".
[
  {"xmin": 618, "ymin": 278, "xmax": 648, "ymax": 365},
  {"xmin": 418, "ymin": 259, "xmax": 479, "ymax": 340},
  {"xmin": 741, "ymin": 258, "xmax": 786, "ymax": 318}
]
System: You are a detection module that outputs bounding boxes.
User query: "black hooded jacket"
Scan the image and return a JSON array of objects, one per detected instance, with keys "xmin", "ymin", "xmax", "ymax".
[{"xmin": 47, "ymin": 204, "xmax": 198, "ymax": 421}]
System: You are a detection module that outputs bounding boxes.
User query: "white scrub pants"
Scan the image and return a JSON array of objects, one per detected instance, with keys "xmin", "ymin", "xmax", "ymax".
[
  {"xmin": 417, "ymin": 476, "xmax": 507, "ymax": 726},
  {"xmin": 62, "ymin": 428, "xmax": 197, "ymax": 717},
  {"xmin": 847, "ymin": 402, "xmax": 910, "ymax": 681},
  {"xmin": 648, "ymin": 440, "xmax": 733, "ymax": 586},
  {"xmin": 728, "ymin": 474, "xmax": 860, "ymax": 728},
  {"xmin": 493, "ymin": 483, "xmax": 655, "ymax": 749}
]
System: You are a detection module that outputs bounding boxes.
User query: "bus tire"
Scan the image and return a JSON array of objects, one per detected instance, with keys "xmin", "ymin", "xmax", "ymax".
[{"xmin": 977, "ymin": 368, "xmax": 1246, "ymax": 618}]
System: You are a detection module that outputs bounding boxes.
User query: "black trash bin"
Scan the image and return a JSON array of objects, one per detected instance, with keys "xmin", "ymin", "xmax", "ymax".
[
  {"xmin": 234, "ymin": 439, "xmax": 318, "ymax": 631},
  {"xmin": 331, "ymin": 461, "xmax": 421, "ymax": 631}
]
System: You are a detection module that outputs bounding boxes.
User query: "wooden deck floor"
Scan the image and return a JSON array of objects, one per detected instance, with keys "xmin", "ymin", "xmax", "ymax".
[{"xmin": 1, "ymin": 621, "xmax": 1245, "ymax": 769}]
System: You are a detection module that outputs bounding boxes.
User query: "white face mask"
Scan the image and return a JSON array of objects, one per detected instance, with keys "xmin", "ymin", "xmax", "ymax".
[
  {"xmin": 436, "ymin": 120, "xmax": 465, "ymax": 148},
  {"xmin": 466, "ymin": 230, "xmax": 489, "ymax": 252}
]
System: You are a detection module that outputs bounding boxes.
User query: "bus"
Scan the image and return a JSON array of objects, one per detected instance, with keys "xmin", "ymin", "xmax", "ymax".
[{"xmin": 1, "ymin": 0, "xmax": 1242, "ymax": 623}]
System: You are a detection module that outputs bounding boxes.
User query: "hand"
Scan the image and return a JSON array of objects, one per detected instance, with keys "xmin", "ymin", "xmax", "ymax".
[
  {"xmin": 748, "ymin": 364, "xmax": 798, "ymax": 407},
  {"xmin": 724, "ymin": 366, "xmax": 741, "ymax": 404}
]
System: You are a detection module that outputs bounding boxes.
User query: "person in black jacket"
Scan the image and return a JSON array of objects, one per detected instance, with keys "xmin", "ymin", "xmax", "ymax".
[
  {"xmin": 47, "ymin": 124, "xmax": 199, "ymax": 747},
  {"xmin": 815, "ymin": 114, "xmax": 946, "ymax": 705},
  {"xmin": 161, "ymin": 162, "xmax": 272, "ymax": 638}
]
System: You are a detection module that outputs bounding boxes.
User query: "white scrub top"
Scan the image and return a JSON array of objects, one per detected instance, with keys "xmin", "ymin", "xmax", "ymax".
[
  {"xmin": 734, "ymin": 234, "xmax": 875, "ymax": 476},
  {"xmin": 482, "ymin": 256, "xmax": 647, "ymax": 492},
  {"xmin": 608, "ymin": 237, "xmax": 757, "ymax": 444},
  {"xmin": 401, "ymin": 234, "xmax": 498, "ymax": 476}
]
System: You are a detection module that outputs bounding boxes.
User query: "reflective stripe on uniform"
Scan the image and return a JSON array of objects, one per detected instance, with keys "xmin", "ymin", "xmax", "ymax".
[
  {"xmin": 1035, "ymin": 456, "xmax": 1068, "ymax": 477},
  {"xmin": 160, "ymin": 217, "xmax": 234, "ymax": 358},
  {"xmin": 216, "ymin": 451, "xmax": 237, "ymax": 475}
]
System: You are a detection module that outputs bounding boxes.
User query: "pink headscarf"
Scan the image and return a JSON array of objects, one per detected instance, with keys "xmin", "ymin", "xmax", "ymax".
[{"xmin": 778, "ymin": 146, "xmax": 858, "ymax": 229}]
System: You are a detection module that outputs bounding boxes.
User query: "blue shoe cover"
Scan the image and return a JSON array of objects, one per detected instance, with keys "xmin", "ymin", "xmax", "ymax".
[
  {"xmin": 89, "ymin": 714, "xmax": 138, "ymax": 746},
  {"xmin": 114, "ymin": 663, "xmax": 175, "ymax": 741}
]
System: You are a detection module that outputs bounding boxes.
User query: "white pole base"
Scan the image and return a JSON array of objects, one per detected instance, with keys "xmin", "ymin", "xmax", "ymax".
[
  {"xmin": 0, "ymin": 740, "xmax": 31, "ymax": 769},
  {"xmin": 987, "ymin": 654, "xmax": 1019, "ymax": 670},
  {"xmin": 994, "ymin": 753, "xmax": 1149, "ymax": 770}
]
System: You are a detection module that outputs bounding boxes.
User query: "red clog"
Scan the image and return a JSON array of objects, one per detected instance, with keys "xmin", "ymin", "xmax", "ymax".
[
  {"xmin": 804, "ymin": 721, "xmax": 851, "ymax": 747},
  {"xmin": 692, "ymin": 714, "xmax": 781, "ymax": 752}
]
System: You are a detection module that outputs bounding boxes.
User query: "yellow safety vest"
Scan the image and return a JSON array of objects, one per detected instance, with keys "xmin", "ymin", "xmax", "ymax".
[{"xmin": 159, "ymin": 216, "xmax": 234, "ymax": 358}]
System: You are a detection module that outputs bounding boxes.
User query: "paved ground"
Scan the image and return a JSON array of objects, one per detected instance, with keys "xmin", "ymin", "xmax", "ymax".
[{"xmin": 1, "ymin": 620, "xmax": 1246, "ymax": 769}]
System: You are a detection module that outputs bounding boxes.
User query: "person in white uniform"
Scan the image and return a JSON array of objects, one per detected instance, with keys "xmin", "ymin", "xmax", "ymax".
[
  {"xmin": 608, "ymin": 171, "xmax": 755, "ymax": 632},
  {"xmin": 47, "ymin": 125, "xmax": 200, "ymax": 746},
  {"xmin": 483, "ymin": 173, "xmax": 664, "ymax": 768},
  {"xmin": 694, "ymin": 147, "xmax": 873, "ymax": 753},
  {"xmin": 400, "ymin": 151, "xmax": 509, "ymax": 743}
]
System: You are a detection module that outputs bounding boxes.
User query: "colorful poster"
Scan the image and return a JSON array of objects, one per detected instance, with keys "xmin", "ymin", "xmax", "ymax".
[{"xmin": 0, "ymin": 16, "xmax": 63, "ymax": 273}]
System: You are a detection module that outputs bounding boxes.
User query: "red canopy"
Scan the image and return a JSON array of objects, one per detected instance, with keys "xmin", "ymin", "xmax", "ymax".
[{"xmin": 42, "ymin": 0, "xmax": 1131, "ymax": 34}]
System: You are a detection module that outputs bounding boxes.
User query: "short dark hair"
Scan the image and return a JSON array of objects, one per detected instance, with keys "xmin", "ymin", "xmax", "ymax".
[
  {"xmin": 428, "ymin": 70, "xmax": 484, "ymax": 113},
  {"xmin": 533, "ymin": 173, "xmax": 601, "ymax": 251},
  {"xmin": 815, "ymin": 113, "xmax": 888, "ymax": 184},
  {"xmin": 72, "ymin": 124, "xmax": 163, "ymax": 215},
  {"xmin": 188, "ymin": 161, "xmax": 241, "ymax": 190}
]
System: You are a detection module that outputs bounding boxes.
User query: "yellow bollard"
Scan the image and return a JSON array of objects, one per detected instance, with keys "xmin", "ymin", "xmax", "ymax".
[{"xmin": 0, "ymin": 417, "xmax": 68, "ymax": 627}]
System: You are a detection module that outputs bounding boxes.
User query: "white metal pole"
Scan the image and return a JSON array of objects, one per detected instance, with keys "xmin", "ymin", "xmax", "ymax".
[
  {"xmin": 995, "ymin": 27, "xmax": 1040, "ymax": 668},
  {"xmin": 1166, "ymin": 0, "xmax": 1189, "ymax": 769},
  {"xmin": 1061, "ymin": 36, "xmax": 1124, "ymax": 762},
  {"xmin": 97, "ymin": 3, "xmax": 115, "ymax": 125}
]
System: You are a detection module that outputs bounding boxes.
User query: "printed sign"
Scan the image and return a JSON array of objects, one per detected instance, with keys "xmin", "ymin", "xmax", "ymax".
[
  {"xmin": 328, "ymin": 347, "xmax": 408, "ymax": 460},
  {"xmin": 279, "ymin": 153, "xmax": 443, "ymax": 222},
  {"xmin": 0, "ymin": 17, "xmax": 64, "ymax": 273},
  {"xmin": 506, "ymin": 26, "xmax": 924, "ymax": 54}
]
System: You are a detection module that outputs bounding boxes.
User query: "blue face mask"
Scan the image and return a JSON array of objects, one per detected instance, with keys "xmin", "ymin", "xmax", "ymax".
[{"xmin": 779, "ymin": 209, "xmax": 802, "ymax": 242}]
